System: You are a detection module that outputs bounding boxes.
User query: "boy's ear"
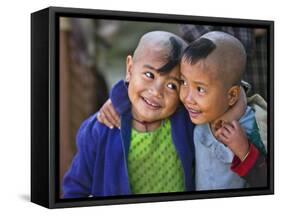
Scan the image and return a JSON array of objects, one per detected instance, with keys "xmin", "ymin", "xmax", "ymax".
[
  {"xmin": 125, "ymin": 55, "xmax": 133, "ymax": 82},
  {"xmin": 228, "ymin": 85, "xmax": 241, "ymax": 106}
]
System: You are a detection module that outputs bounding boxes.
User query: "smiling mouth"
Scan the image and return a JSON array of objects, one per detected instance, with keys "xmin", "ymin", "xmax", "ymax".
[
  {"xmin": 141, "ymin": 96, "xmax": 162, "ymax": 110},
  {"xmin": 186, "ymin": 106, "xmax": 202, "ymax": 118}
]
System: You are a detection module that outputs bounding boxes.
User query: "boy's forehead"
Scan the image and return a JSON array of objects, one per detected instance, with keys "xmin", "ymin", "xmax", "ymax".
[
  {"xmin": 136, "ymin": 46, "xmax": 169, "ymax": 63},
  {"xmin": 135, "ymin": 35, "xmax": 172, "ymax": 56},
  {"xmin": 181, "ymin": 58, "xmax": 222, "ymax": 84}
]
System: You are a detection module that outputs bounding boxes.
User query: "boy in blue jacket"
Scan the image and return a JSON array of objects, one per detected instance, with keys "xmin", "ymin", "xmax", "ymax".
[{"xmin": 63, "ymin": 31, "xmax": 195, "ymax": 198}]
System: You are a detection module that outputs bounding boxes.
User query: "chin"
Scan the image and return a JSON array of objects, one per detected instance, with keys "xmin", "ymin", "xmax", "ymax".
[
  {"xmin": 190, "ymin": 117, "xmax": 208, "ymax": 125},
  {"xmin": 141, "ymin": 115, "xmax": 160, "ymax": 123},
  {"xmin": 134, "ymin": 111, "xmax": 156, "ymax": 122}
]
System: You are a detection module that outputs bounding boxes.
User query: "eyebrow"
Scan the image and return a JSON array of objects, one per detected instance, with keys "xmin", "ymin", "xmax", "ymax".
[
  {"xmin": 143, "ymin": 64, "xmax": 157, "ymax": 71},
  {"xmin": 180, "ymin": 75, "xmax": 208, "ymax": 86},
  {"xmin": 144, "ymin": 64, "xmax": 181, "ymax": 84},
  {"xmin": 193, "ymin": 80, "xmax": 208, "ymax": 86}
]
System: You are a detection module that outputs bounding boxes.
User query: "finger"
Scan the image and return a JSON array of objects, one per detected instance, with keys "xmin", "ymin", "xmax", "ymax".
[
  {"xmin": 231, "ymin": 120, "xmax": 240, "ymax": 130},
  {"xmin": 222, "ymin": 123, "xmax": 234, "ymax": 134},
  {"xmin": 214, "ymin": 127, "xmax": 224, "ymax": 138},
  {"xmin": 99, "ymin": 99, "xmax": 118, "ymax": 128},
  {"xmin": 218, "ymin": 126, "xmax": 231, "ymax": 138},
  {"xmin": 103, "ymin": 105, "xmax": 119, "ymax": 128},
  {"xmin": 217, "ymin": 132, "xmax": 228, "ymax": 145},
  {"xmin": 216, "ymin": 127, "xmax": 228, "ymax": 139},
  {"xmin": 106, "ymin": 100, "xmax": 121, "ymax": 127},
  {"xmin": 214, "ymin": 128, "xmax": 221, "ymax": 138},
  {"xmin": 220, "ymin": 131, "xmax": 229, "ymax": 141},
  {"xmin": 99, "ymin": 111, "xmax": 114, "ymax": 129}
]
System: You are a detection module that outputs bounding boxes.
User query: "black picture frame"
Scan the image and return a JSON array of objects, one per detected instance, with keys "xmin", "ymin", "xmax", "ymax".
[{"xmin": 31, "ymin": 6, "xmax": 274, "ymax": 209}]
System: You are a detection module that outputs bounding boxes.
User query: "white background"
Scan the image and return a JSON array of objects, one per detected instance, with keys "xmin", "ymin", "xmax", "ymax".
[{"xmin": 0, "ymin": 0, "xmax": 279, "ymax": 214}]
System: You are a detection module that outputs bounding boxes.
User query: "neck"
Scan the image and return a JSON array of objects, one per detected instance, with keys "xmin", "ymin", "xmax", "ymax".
[{"xmin": 132, "ymin": 117, "xmax": 162, "ymax": 132}]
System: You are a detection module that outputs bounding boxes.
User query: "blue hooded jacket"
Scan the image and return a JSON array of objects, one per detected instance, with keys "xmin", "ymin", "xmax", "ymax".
[{"xmin": 63, "ymin": 80, "xmax": 195, "ymax": 198}]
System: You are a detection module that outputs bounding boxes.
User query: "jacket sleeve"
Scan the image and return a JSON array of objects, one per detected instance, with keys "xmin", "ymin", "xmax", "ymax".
[
  {"xmin": 62, "ymin": 115, "xmax": 98, "ymax": 198},
  {"xmin": 231, "ymin": 143, "xmax": 267, "ymax": 187},
  {"xmin": 110, "ymin": 80, "xmax": 131, "ymax": 115}
]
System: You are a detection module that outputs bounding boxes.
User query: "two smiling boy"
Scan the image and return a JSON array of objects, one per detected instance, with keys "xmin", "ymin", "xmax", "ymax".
[{"xmin": 63, "ymin": 31, "xmax": 266, "ymax": 198}]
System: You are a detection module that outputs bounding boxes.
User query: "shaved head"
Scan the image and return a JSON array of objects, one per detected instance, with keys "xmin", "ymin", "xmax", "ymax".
[
  {"xmin": 183, "ymin": 31, "xmax": 246, "ymax": 87},
  {"xmin": 133, "ymin": 31, "xmax": 187, "ymax": 73}
]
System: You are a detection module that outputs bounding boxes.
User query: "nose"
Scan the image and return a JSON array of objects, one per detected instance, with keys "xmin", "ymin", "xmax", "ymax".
[
  {"xmin": 149, "ymin": 82, "xmax": 164, "ymax": 98},
  {"xmin": 181, "ymin": 88, "xmax": 196, "ymax": 105}
]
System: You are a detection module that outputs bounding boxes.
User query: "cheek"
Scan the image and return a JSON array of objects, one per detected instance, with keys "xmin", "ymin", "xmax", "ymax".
[
  {"xmin": 128, "ymin": 82, "xmax": 139, "ymax": 100},
  {"xmin": 193, "ymin": 95, "xmax": 214, "ymax": 113},
  {"xmin": 179, "ymin": 87, "xmax": 186, "ymax": 102},
  {"xmin": 127, "ymin": 86, "xmax": 134, "ymax": 102},
  {"xmin": 201, "ymin": 94, "xmax": 228, "ymax": 116},
  {"xmin": 129, "ymin": 78, "xmax": 142, "ymax": 91},
  {"xmin": 165, "ymin": 94, "xmax": 179, "ymax": 111}
]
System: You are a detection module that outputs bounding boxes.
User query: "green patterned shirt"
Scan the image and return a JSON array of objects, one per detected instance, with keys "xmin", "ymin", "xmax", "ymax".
[{"xmin": 127, "ymin": 120, "xmax": 185, "ymax": 194}]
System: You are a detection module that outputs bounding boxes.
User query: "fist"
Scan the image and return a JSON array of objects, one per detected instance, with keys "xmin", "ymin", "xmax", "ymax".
[{"xmin": 215, "ymin": 120, "xmax": 250, "ymax": 161}]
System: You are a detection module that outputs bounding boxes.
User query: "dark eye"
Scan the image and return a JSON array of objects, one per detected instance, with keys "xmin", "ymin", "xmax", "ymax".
[
  {"xmin": 180, "ymin": 79, "xmax": 187, "ymax": 86},
  {"xmin": 167, "ymin": 82, "xmax": 178, "ymax": 91},
  {"xmin": 197, "ymin": 86, "xmax": 206, "ymax": 94},
  {"xmin": 144, "ymin": 72, "xmax": 154, "ymax": 79}
]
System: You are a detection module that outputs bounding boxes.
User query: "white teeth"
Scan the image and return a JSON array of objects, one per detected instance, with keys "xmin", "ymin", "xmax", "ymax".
[
  {"xmin": 143, "ymin": 97, "xmax": 160, "ymax": 107},
  {"xmin": 189, "ymin": 108, "xmax": 200, "ymax": 113}
]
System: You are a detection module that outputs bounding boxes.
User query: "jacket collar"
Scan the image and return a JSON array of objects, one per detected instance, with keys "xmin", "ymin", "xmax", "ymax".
[{"xmin": 110, "ymin": 80, "xmax": 131, "ymax": 115}]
